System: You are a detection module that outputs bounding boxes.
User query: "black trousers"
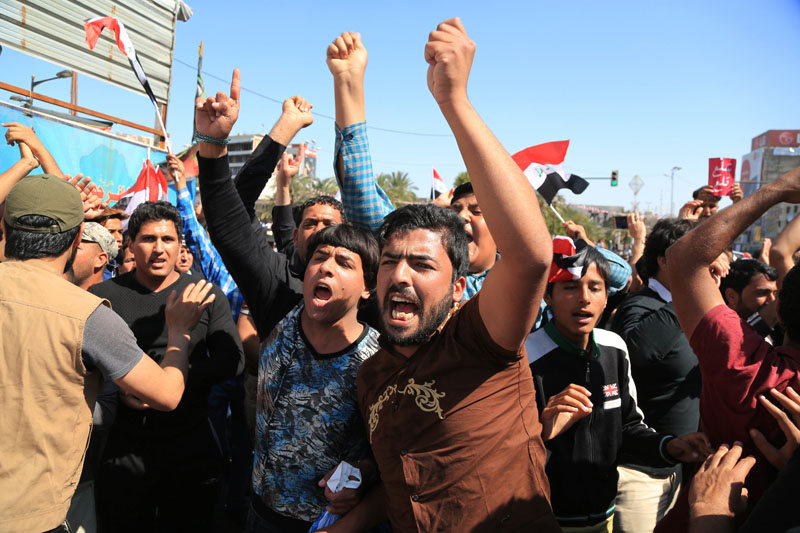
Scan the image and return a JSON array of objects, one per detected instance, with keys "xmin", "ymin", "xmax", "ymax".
[{"xmin": 96, "ymin": 421, "xmax": 223, "ymax": 533}]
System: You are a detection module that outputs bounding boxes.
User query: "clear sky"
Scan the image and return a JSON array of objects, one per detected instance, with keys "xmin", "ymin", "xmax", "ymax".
[{"xmin": 2, "ymin": 0, "xmax": 799, "ymax": 215}]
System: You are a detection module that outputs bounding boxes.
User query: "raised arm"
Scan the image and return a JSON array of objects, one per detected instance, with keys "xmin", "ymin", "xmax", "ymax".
[
  {"xmin": 425, "ymin": 18, "xmax": 552, "ymax": 350},
  {"xmin": 770, "ymin": 214, "xmax": 800, "ymax": 288},
  {"xmin": 667, "ymin": 166, "xmax": 800, "ymax": 339},
  {"xmin": 272, "ymin": 151, "xmax": 299, "ymax": 255},
  {"xmin": 328, "ymin": 31, "xmax": 393, "ymax": 232},
  {"xmin": 233, "ymin": 96, "xmax": 312, "ymax": 222},
  {"xmin": 627, "ymin": 212, "xmax": 647, "ymax": 292},
  {"xmin": 3, "ymin": 122, "xmax": 62, "ymax": 178},
  {"xmin": 195, "ymin": 69, "xmax": 299, "ymax": 338},
  {"xmin": 0, "ymin": 139, "xmax": 39, "ymax": 202}
]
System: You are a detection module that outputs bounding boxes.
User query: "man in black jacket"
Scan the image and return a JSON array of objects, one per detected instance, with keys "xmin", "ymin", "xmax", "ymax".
[
  {"xmin": 610, "ymin": 218, "xmax": 702, "ymax": 532},
  {"xmin": 526, "ymin": 236, "xmax": 711, "ymax": 531}
]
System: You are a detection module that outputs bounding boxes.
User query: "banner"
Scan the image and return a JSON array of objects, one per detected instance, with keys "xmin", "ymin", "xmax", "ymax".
[{"xmin": 708, "ymin": 157, "xmax": 736, "ymax": 196}]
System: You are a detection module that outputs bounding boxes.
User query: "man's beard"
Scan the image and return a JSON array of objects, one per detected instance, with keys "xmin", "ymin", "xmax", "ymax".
[{"xmin": 381, "ymin": 286, "xmax": 454, "ymax": 347}]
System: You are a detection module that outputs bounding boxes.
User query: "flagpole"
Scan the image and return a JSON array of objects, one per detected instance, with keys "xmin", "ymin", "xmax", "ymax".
[{"xmin": 549, "ymin": 204, "xmax": 566, "ymax": 224}]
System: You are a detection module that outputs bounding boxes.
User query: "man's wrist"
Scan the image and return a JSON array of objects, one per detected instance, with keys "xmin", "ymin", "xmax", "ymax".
[{"xmin": 198, "ymin": 143, "xmax": 227, "ymax": 159}]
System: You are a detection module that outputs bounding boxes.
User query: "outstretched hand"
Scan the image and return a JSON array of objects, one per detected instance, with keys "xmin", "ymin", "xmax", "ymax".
[
  {"xmin": 689, "ymin": 442, "xmax": 755, "ymax": 525},
  {"xmin": 165, "ymin": 280, "xmax": 216, "ymax": 334},
  {"xmin": 750, "ymin": 386, "xmax": 800, "ymax": 471},
  {"xmin": 195, "ymin": 68, "xmax": 240, "ymax": 141},
  {"xmin": 276, "ymin": 152, "xmax": 301, "ymax": 188},
  {"xmin": 540, "ymin": 383, "xmax": 593, "ymax": 441},
  {"xmin": 166, "ymin": 153, "xmax": 186, "ymax": 186},
  {"xmin": 666, "ymin": 432, "xmax": 714, "ymax": 463},
  {"xmin": 64, "ymin": 173, "xmax": 107, "ymax": 219},
  {"xmin": 424, "ymin": 18, "xmax": 475, "ymax": 108},
  {"xmin": 627, "ymin": 213, "xmax": 646, "ymax": 241},
  {"xmin": 327, "ymin": 32, "xmax": 367, "ymax": 78}
]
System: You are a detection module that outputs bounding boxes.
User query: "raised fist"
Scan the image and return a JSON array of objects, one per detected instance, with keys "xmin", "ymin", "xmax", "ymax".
[
  {"xmin": 281, "ymin": 96, "xmax": 313, "ymax": 129},
  {"xmin": 327, "ymin": 32, "xmax": 367, "ymax": 78},
  {"xmin": 424, "ymin": 18, "xmax": 475, "ymax": 107}
]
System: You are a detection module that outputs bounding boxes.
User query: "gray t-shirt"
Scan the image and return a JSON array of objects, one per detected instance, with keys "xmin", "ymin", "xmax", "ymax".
[{"xmin": 82, "ymin": 304, "xmax": 143, "ymax": 380}]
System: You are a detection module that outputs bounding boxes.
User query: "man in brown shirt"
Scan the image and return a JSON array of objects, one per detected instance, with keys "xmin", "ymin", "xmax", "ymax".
[{"xmin": 356, "ymin": 18, "xmax": 560, "ymax": 532}]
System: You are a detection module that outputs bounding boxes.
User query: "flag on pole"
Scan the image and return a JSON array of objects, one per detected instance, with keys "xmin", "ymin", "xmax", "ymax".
[
  {"xmin": 512, "ymin": 140, "xmax": 589, "ymax": 205},
  {"xmin": 431, "ymin": 168, "xmax": 447, "ymax": 200},
  {"xmin": 84, "ymin": 15, "xmax": 171, "ymax": 152},
  {"xmin": 192, "ymin": 41, "xmax": 206, "ymax": 143},
  {"xmin": 120, "ymin": 160, "xmax": 169, "ymax": 229}
]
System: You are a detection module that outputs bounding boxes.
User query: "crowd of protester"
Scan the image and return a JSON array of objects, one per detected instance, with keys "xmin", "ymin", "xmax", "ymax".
[{"xmin": 1, "ymin": 18, "xmax": 800, "ymax": 533}]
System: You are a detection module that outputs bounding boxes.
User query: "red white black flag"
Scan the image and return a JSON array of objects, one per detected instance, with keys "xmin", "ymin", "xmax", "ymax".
[
  {"xmin": 431, "ymin": 168, "xmax": 447, "ymax": 200},
  {"xmin": 512, "ymin": 140, "xmax": 588, "ymax": 205}
]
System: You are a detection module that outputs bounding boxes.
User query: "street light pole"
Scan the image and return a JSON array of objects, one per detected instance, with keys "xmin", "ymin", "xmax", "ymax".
[
  {"xmin": 28, "ymin": 70, "xmax": 74, "ymax": 110},
  {"xmin": 667, "ymin": 166, "xmax": 682, "ymax": 216}
]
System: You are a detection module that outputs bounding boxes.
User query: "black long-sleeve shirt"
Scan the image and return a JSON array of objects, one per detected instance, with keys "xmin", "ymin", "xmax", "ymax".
[{"xmin": 198, "ymin": 152, "xmax": 303, "ymax": 340}]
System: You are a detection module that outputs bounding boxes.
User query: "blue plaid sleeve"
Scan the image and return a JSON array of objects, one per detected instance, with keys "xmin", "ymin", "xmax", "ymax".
[
  {"xmin": 176, "ymin": 188, "xmax": 244, "ymax": 321},
  {"xmin": 334, "ymin": 121, "xmax": 394, "ymax": 233},
  {"xmin": 597, "ymin": 247, "xmax": 632, "ymax": 295}
]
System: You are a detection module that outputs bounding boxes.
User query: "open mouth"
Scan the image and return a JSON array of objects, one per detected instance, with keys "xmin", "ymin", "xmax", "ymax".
[
  {"xmin": 390, "ymin": 295, "xmax": 419, "ymax": 322},
  {"xmin": 573, "ymin": 310, "xmax": 594, "ymax": 324},
  {"xmin": 313, "ymin": 282, "xmax": 333, "ymax": 303}
]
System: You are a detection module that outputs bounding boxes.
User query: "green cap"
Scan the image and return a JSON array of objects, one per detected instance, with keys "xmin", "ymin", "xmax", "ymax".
[{"xmin": 4, "ymin": 174, "xmax": 84, "ymax": 234}]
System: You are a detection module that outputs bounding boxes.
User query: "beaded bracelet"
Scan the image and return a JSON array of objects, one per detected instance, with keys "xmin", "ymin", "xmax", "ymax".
[{"xmin": 193, "ymin": 130, "xmax": 230, "ymax": 145}]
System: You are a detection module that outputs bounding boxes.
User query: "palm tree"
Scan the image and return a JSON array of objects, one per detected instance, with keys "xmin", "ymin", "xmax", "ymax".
[
  {"xmin": 377, "ymin": 171, "xmax": 419, "ymax": 205},
  {"xmin": 312, "ymin": 177, "xmax": 340, "ymax": 197}
]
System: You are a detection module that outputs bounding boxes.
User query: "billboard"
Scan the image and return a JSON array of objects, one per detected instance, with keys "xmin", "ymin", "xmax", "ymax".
[
  {"xmin": 0, "ymin": 0, "xmax": 184, "ymax": 104},
  {"xmin": 740, "ymin": 149, "xmax": 764, "ymax": 197},
  {"xmin": 0, "ymin": 101, "xmax": 171, "ymax": 202},
  {"xmin": 751, "ymin": 130, "xmax": 800, "ymax": 151}
]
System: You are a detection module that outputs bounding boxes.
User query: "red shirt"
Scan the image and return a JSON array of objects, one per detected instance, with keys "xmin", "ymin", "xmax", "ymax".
[{"xmin": 656, "ymin": 304, "xmax": 800, "ymax": 532}]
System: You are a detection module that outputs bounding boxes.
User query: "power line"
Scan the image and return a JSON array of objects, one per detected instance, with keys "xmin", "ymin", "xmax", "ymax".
[{"xmin": 173, "ymin": 57, "xmax": 452, "ymax": 138}]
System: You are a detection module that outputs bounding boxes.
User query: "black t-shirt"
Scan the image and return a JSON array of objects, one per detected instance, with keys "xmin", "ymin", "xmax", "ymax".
[{"xmin": 90, "ymin": 272, "xmax": 244, "ymax": 441}]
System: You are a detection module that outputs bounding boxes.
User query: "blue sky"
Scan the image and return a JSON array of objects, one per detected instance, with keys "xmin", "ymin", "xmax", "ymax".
[{"xmin": 2, "ymin": 0, "xmax": 799, "ymax": 214}]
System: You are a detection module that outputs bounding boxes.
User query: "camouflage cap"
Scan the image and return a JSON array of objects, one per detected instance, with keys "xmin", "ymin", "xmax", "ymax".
[
  {"xmin": 3, "ymin": 174, "xmax": 84, "ymax": 233},
  {"xmin": 82, "ymin": 222, "xmax": 119, "ymax": 259}
]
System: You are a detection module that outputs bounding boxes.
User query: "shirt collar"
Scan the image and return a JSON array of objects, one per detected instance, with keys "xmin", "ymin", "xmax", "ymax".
[
  {"xmin": 648, "ymin": 277, "xmax": 673, "ymax": 303},
  {"xmin": 543, "ymin": 320, "xmax": 599, "ymax": 360}
]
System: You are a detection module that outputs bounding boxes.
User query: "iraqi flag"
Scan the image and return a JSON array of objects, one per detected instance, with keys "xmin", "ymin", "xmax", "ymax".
[
  {"xmin": 512, "ymin": 141, "xmax": 589, "ymax": 205},
  {"xmin": 120, "ymin": 160, "xmax": 169, "ymax": 229},
  {"xmin": 549, "ymin": 236, "xmax": 592, "ymax": 283},
  {"xmin": 84, "ymin": 16, "xmax": 159, "ymax": 109},
  {"xmin": 431, "ymin": 168, "xmax": 447, "ymax": 200}
]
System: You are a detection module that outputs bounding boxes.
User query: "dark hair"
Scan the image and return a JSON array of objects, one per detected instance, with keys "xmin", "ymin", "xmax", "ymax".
[
  {"xmin": 546, "ymin": 246, "xmax": 611, "ymax": 295},
  {"xmin": 378, "ymin": 204, "xmax": 469, "ymax": 281},
  {"xmin": 779, "ymin": 264, "xmax": 800, "ymax": 343},
  {"xmin": 720, "ymin": 259, "xmax": 778, "ymax": 302},
  {"xmin": 127, "ymin": 201, "xmax": 182, "ymax": 242},
  {"xmin": 452, "ymin": 182, "xmax": 474, "ymax": 204},
  {"xmin": 305, "ymin": 224, "xmax": 379, "ymax": 291},
  {"xmin": 692, "ymin": 186, "xmax": 720, "ymax": 202},
  {"xmin": 294, "ymin": 196, "xmax": 346, "ymax": 226},
  {"xmin": 642, "ymin": 218, "xmax": 699, "ymax": 280},
  {"xmin": 96, "ymin": 207, "xmax": 129, "ymax": 222},
  {"xmin": 4, "ymin": 215, "xmax": 81, "ymax": 260}
]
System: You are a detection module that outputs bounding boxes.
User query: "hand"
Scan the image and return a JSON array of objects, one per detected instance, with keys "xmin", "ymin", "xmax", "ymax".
[
  {"xmin": 424, "ymin": 18, "xmax": 475, "ymax": 108},
  {"xmin": 281, "ymin": 96, "xmax": 313, "ymax": 129},
  {"xmin": 750, "ymin": 386, "xmax": 800, "ymax": 471},
  {"xmin": 3, "ymin": 122, "xmax": 43, "ymax": 151},
  {"xmin": 432, "ymin": 187, "xmax": 454, "ymax": 207},
  {"xmin": 16, "ymin": 140, "xmax": 39, "ymax": 170},
  {"xmin": 276, "ymin": 152, "xmax": 301, "ymax": 188},
  {"xmin": 679, "ymin": 199, "xmax": 703, "ymax": 220},
  {"xmin": 627, "ymin": 213, "xmax": 646, "ymax": 241},
  {"xmin": 120, "ymin": 389, "xmax": 151, "ymax": 410},
  {"xmin": 326, "ymin": 32, "xmax": 367, "ymax": 79},
  {"xmin": 166, "ymin": 153, "xmax": 185, "ymax": 184},
  {"xmin": 730, "ymin": 183, "xmax": 743, "ymax": 203},
  {"xmin": 165, "ymin": 280, "xmax": 216, "ymax": 334},
  {"xmin": 64, "ymin": 173, "xmax": 107, "ymax": 219},
  {"xmin": 562, "ymin": 220, "xmax": 594, "ymax": 246},
  {"xmin": 195, "ymin": 68, "xmax": 240, "ymax": 140},
  {"xmin": 758, "ymin": 238, "xmax": 772, "ymax": 264},
  {"xmin": 689, "ymin": 442, "xmax": 755, "ymax": 521},
  {"xmin": 666, "ymin": 432, "xmax": 714, "ymax": 463},
  {"xmin": 709, "ymin": 252, "xmax": 730, "ymax": 287},
  {"xmin": 318, "ymin": 466, "xmax": 362, "ymax": 515},
  {"xmin": 540, "ymin": 384, "xmax": 593, "ymax": 441}
]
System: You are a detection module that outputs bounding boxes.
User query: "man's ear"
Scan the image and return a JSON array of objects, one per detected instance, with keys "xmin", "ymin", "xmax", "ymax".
[
  {"xmin": 292, "ymin": 227, "xmax": 299, "ymax": 248},
  {"xmin": 723, "ymin": 287, "xmax": 738, "ymax": 308},
  {"xmin": 452, "ymin": 276, "xmax": 466, "ymax": 304},
  {"xmin": 657, "ymin": 255, "xmax": 668, "ymax": 273},
  {"xmin": 94, "ymin": 251, "xmax": 109, "ymax": 271}
]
